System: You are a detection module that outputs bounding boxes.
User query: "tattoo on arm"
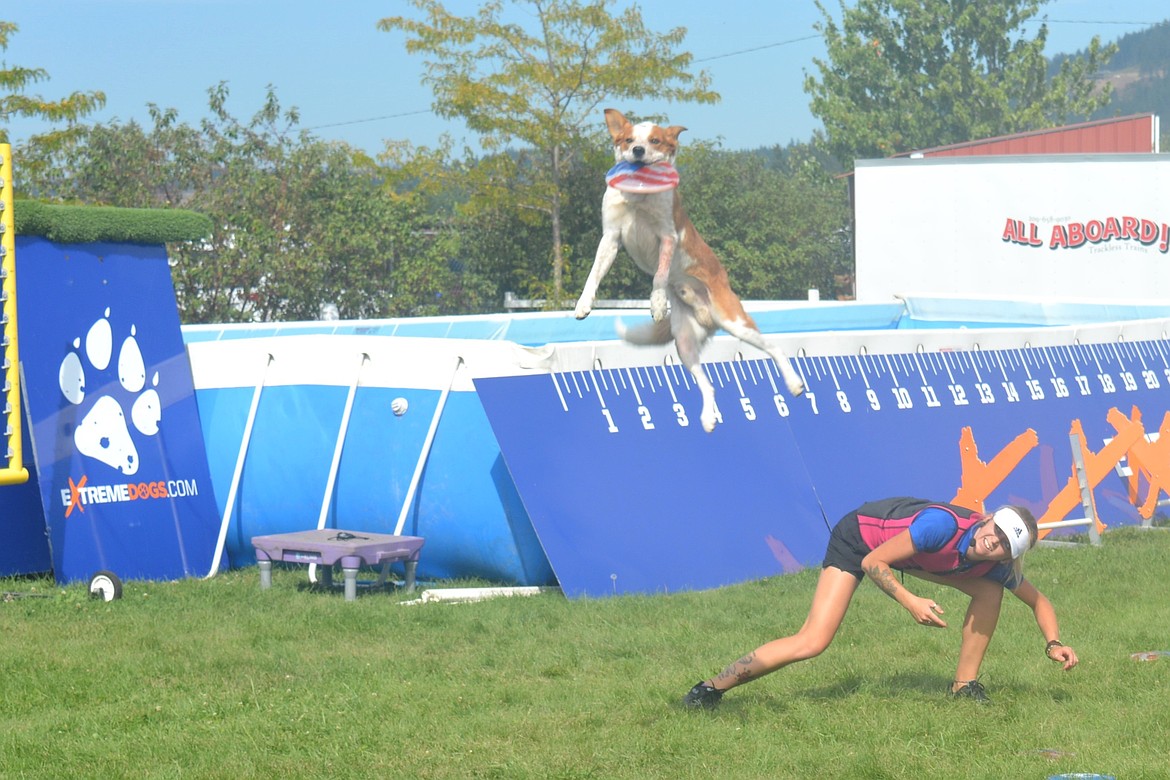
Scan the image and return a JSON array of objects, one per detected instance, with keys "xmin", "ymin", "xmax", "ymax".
[
  {"xmin": 864, "ymin": 563, "xmax": 902, "ymax": 600},
  {"xmin": 714, "ymin": 652, "xmax": 758, "ymax": 684}
]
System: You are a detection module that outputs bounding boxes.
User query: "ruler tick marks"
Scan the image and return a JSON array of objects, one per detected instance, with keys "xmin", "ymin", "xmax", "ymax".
[
  {"xmin": 589, "ymin": 371, "xmax": 609, "ymax": 410},
  {"xmin": 552, "ymin": 373, "xmax": 569, "ymax": 411}
]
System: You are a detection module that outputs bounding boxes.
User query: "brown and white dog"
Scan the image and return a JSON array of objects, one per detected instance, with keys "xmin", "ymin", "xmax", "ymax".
[{"xmin": 574, "ymin": 108, "xmax": 805, "ymax": 432}]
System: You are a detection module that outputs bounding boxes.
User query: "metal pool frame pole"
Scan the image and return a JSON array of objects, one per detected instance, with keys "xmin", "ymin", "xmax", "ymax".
[
  {"xmin": 309, "ymin": 352, "xmax": 369, "ymax": 584},
  {"xmin": 203, "ymin": 352, "xmax": 273, "ymax": 578},
  {"xmin": 394, "ymin": 355, "xmax": 463, "ymax": 537}
]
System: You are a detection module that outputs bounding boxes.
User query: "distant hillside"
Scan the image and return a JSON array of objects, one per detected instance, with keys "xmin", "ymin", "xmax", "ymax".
[{"xmin": 1054, "ymin": 19, "xmax": 1170, "ymax": 128}]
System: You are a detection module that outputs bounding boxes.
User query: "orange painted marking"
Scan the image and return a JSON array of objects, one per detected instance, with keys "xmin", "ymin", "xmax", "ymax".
[
  {"xmin": 1110, "ymin": 407, "xmax": 1170, "ymax": 520},
  {"xmin": 65, "ymin": 475, "xmax": 87, "ymax": 518},
  {"xmin": 1121, "ymin": 406, "xmax": 1145, "ymax": 508},
  {"xmin": 1036, "ymin": 416, "xmax": 1142, "ymax": 537},
  {"xmin": 951, "ymin": 426, "xmax": 1039, "ymax": 513}
]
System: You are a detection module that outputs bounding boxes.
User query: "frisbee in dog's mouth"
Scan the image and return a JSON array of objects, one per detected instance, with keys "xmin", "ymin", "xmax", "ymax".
[{"xmin": 606, "ymin": 161, "xmax": 679, "ymax": 193}]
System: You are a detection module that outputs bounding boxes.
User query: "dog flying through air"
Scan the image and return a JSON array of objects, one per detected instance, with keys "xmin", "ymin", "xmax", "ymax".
[{"xmin": 574, "ymin": 108, "xmax": 806, "ymax": 432}]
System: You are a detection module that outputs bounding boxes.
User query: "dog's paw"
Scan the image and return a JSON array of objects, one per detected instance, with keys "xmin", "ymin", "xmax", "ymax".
[
  {"xmin": 650, "ymin": 288, "xmax": 668, "ymax": 322},
  {"xmin": 574, "ymin": 299, "xmax": 593, "ymax": 320},
  {"xmin": 771, "ymin": 357, "xmax": 806, "ymax": 397},
  {"xmin": 58, "ymin": 308, "xmax": 161, "ymax": 476},
  {"xmin": 699, "ymin": 399, "xmax": 722, "ymax": 433}
]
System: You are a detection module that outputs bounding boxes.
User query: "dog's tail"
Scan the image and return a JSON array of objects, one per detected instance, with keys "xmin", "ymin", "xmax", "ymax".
[{"xmin": 616, "ymin": 316, "xmax": 673, "ymax": 345}]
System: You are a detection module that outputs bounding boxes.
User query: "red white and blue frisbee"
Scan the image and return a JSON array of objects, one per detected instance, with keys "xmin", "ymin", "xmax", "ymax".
[
  {"xmin": 1131, "ymin": 650, "xmax": 1170, "ymax": 660},
  {"xmin": 606, "ymin": 161, "xmax": 679, "ymax": 193}
]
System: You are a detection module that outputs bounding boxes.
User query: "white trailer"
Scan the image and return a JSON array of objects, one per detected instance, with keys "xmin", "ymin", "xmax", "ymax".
[{"xmin": 854, "ymin": 154, "xmax": 1170, "ymax": 303}]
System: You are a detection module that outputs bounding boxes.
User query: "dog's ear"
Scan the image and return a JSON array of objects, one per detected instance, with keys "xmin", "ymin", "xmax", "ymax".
[
  {"xmin": 604, "ymin": 108, "xmax": 631, "ymax": 143},
  {"xmin": 664, "ymin": 125, "xmax": 688, "ymax": 145}
]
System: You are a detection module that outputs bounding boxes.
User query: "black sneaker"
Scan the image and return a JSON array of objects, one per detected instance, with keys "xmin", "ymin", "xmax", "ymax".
[
  {"xmin": 682, "ymin": 681, "xmax": 723, "ymax": 709},
  {"xmin": 948, "ymin": 679, "xmax": 989, "ymax": 703}
]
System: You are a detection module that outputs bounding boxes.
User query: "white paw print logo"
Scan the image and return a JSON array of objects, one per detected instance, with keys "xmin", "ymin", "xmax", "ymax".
[{"xmin": 58, "ymin": 308, "xmax": 161, "ymax": 475}]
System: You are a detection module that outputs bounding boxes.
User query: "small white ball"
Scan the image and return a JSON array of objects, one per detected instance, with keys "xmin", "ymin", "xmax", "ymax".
[{"xmin": 391, "ymin": 397, "xmax": 409, "ymax": 416}]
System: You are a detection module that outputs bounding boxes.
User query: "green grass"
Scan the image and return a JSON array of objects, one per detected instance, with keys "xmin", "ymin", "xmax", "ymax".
[{"xmin": 3, "ymin": 528, "xmax": 1169, "ymax": 779}]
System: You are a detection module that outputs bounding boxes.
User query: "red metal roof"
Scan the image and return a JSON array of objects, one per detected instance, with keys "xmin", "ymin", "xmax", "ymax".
[{"xmin": 894, "ymin": 113, "xmax": 1159, "ymax": 157}]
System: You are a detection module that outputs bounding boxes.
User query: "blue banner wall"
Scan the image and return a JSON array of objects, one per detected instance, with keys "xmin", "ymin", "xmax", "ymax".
[
  {"xmin": 787, "ymin": 346, "xmax": 1167, "ymax": 525},
  {"xmin": 0, "ymin": 411, "xmax": 51, "ymax": 576},
  {"xmin": 15, "ymin": 236, "xmax": 221, "ymax": 582},
  {"xmin": 475, "ymin": 363, "xmax": 829, "ymax": 598},
  {"xmin": 476, "ymin": 340, "xmax": 1170, "ymax": 597}
]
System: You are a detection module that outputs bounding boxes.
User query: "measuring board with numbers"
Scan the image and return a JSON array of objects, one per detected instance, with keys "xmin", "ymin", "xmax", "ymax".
[{"xmin": 474, "ymin": 337, "xmax": 1170, "ymax": 598}]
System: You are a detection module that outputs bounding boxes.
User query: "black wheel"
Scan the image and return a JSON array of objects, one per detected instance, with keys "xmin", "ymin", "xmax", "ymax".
[{"xmin": 88, "ymin": 570, "xmax": 123, "ymax": 601}]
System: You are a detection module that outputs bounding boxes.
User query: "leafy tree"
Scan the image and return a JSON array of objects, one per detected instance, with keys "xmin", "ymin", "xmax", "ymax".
[
  {"xmin": 0, "ymin": 21, "xmax": 106, "ymax": 154},
  {"xmin": 186, "ymin": 87, "xmax": 492, "ymax": 321},
  {"xmin": 379, "ymin": 0, "xmax": 718, "ymax": 304},
  {"xmin": 23, "ymin": 106, "xmax": 210, "ymax": 207},
  {"xmin": 21, "ymin": 85, "xmax": 487, "ymax": 322},
  {"xmin": 454, "ymin": 139, "xmax": 628, "ymax": 310},
  {"xmin": 672, "ymin": 142, "xmax": 853, "ymax": 300},
  {"xmin": 805, "ymin": 0, "xmax": 1117, "ymax": 165}
]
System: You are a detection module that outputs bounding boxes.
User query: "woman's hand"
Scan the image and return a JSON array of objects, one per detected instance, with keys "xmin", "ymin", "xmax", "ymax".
[
  {"xmin": 1048, "ymin": 642, "xmax": 1079, "ymax": 671},
  {"xmin": 906, "ymin": 595, "xmax": 947, "ymax": 627},
  {"xmin": 861, "ymin": 531, "xmax": 947, "ymax": 628}
]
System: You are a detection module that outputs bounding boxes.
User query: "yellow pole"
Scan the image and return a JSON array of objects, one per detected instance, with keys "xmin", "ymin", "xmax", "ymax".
[{"xmin": 0, "ymin": 142, "xmax": 29, "ymax": 486}]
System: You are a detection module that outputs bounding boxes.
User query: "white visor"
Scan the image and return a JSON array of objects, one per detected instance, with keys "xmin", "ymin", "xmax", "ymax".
[{"xmin": 992, "ymin": 507, "xmax": 1032, "ymax": 559}]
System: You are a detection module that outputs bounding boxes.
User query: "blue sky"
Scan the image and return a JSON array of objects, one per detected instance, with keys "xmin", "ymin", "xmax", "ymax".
[{"xmin": 3, "ymin": 0, "xmax": 1167, "ymax": 154}]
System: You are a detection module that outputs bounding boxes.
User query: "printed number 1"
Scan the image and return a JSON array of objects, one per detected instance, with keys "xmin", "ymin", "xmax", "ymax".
[{"xmin": 601, "ymin": 408, "xmax": 618, "ymax": 433}]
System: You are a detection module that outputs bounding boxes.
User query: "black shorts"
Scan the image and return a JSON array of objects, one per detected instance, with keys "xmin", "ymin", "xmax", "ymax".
[{"xmin": 822, "ymin": 512, "xmax": 868, "ymax": 580}]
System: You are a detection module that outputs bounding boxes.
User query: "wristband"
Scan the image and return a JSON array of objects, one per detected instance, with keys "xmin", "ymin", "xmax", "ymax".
[{"xmin": 1045, "ymin": 639, "xmax": 1064, "ymax": 657}]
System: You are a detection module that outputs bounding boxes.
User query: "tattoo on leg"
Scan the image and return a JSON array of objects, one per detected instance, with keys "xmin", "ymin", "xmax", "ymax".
[{"xmin": 715, "ymin": 652, "xmax": 758, "ymax": 685}]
